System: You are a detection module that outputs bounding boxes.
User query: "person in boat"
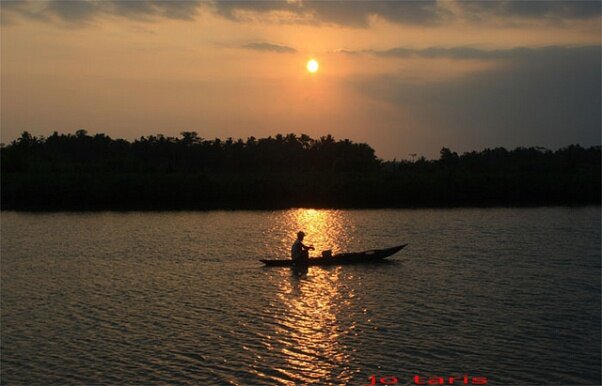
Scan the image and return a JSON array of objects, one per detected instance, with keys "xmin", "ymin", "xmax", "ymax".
[{"xmin": 291, "ymin": 231, "xmax": 314, "ymax": 263}]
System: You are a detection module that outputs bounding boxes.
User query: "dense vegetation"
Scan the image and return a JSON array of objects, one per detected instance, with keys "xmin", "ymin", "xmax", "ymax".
[{"xmin": 1, "ymin": 130, "xmax": 600, "ymax": 210}]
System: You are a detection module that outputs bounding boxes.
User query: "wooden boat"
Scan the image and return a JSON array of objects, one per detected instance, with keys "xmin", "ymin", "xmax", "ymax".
[{"xmin": 260, "ymin": 244, "xmax": 407, "ymax": 267}]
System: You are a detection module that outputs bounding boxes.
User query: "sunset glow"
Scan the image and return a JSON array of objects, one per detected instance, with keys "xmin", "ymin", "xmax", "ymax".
[
  {"xmin": 1, "ymin": 3, "xmax": 600, "ymax": 385},
  {"xmin": 1, "ymin": 1, "xmax": 600, "ymax": 159}
]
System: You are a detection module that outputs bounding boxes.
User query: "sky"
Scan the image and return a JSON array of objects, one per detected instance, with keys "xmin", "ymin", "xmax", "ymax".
[{"xmin": 1, "ymin": 0, "xmax": 600, "ymax": 160}]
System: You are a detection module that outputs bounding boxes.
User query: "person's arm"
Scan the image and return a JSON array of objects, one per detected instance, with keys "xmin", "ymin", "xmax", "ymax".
[{"xmin": 301, "ymin": 242, "xmax": 315, "ymax": 251}]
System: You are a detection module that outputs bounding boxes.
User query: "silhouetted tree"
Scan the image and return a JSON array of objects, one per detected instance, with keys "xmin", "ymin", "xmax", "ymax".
[{"xmin": 1, "ymin": 130, "xmax": 599, "ymax": 210}]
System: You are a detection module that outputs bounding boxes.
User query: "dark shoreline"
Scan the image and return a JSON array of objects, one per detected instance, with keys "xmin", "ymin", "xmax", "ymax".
[
  {"xmin": 2, "ymin": 132, "xmax": 600, "ymax": 212},
  {"xmin": 3, "ymin": 170, "xmax": 599, "ymax": 211}
]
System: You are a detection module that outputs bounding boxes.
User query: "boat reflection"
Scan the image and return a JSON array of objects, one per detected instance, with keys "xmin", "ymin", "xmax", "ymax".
[{"xmin": 269, "ymin": 209, "xmax": 356, "ymax": 384}]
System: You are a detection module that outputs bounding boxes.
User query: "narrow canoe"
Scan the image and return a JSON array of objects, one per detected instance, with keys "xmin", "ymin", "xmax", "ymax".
[{"xmin": 260, "ymin": 244, "xmax": 407, "ymax": 267}]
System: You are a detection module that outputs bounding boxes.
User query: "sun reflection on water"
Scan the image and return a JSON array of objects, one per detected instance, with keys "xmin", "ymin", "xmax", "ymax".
[
  {"xmin": 281, "ymin": 208, "xmax": 354, "ymax": 257},
  {"xmin": 268, "ymin": 209, "xmax": 357, "ymax": 384}
]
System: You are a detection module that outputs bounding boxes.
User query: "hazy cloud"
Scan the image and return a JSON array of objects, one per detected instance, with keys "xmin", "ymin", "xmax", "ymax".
[
  {"xmin": 3, "ymin": 0, "xmax": 598, "ymax": 27},
  {"xmin": 45, "ymin": 1, "xmax": 101, "ymax": 23},
  {"xmin": 341, "ymin": 45, "xmax": 577, "ymax": 61},
  {"xmin": 242, "ymin": 42, "xmax": 297, "ymax": 53},
  {"xmin": 1, "ymin": 0, "xmax": 204, "ymax": 25},
  {"xmin": 212, "ymin": 0, "xmax": 446, "ymax": 27},
  {"xmin": 211, "ymin": 0, "xmax": 599, "ymax": 27},
  {"xmin": 461, "ymin": 1, "xmax": 601, "ymax": 22},
  {"xmin": 113, "ymin": 1, "xmax": 201, "ymax": 21},
  {"xmin": 353, "ymin": 45, "xmax": 601, "ymax": 150},
  {"xmin": 1, "ymin": 1, "xmax": 54, "ymax": 25}
]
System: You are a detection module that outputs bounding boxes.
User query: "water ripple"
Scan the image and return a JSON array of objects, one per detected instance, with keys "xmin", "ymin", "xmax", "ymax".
[{"xmin": 1, "ymin": 208, "xmax": 600, "ymax": 385}]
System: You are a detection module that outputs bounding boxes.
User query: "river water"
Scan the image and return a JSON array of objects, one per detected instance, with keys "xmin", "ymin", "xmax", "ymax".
[{"xmin": 1, "ymin": 208, "xmax": 600, "ymax": 385}]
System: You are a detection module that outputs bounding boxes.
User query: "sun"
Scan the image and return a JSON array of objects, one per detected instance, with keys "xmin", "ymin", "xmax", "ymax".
[{"xmin": 306, "ymin": 59, "xmax": 319, "ymax": 73}]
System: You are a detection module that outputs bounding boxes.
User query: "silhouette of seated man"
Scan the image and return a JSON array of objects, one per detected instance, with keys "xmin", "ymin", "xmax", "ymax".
[{"xmin": 291, "ymin": 231, "xmax": 314, "ymax": 263}]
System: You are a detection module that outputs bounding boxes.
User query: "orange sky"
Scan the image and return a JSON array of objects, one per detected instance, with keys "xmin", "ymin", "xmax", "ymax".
[{"xmin": 1, "ymin": 1, "xmax": 600, "ymax": 159}]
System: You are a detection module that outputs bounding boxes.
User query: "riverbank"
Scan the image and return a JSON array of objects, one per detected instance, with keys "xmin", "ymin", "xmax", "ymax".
[
  {"xmin": 2, "ymin": 170, "xmax": 599, "ymax": 211},
  {"xmin": 2, "ymin": 132, "xmax": 599, "ymax": 211}
]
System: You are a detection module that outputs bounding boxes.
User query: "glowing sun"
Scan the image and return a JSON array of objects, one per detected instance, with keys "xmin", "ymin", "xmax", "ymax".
[{"xmin": 306, "ymin": 59, "xmax": 319, "ymax": 73}]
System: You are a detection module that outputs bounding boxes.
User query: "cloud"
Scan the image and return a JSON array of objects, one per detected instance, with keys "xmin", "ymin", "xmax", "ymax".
[
  {"xmin": 3, "ymin": 0, "xmax": 598, "ymax": 27},
  {"xmin": 45, "ymin": 1, "xmax": 101, "ymax": 24},
  {"xmin": 1, "ymin": 1, "xmax": 53, "ymax": 25},
  {"xmin": 241, "ymin": 42, "xmax": 297, "ymax": 53},
  {"xmin": 109, "ymin": 1, "xmax": 201, "ymax": 21},
  {"xmin": 211, "ymin": 0, "xmax": 598, "ymax": 27},
  {"xmin": 460, "ymin": 1, "xmax": 601, "ymax": 22},
  {"xmin": 352, "ymin": 45, "xmax": 601, "ymax": 150},
  {"xmin": 340, "ymin": 45, "xmax": 567, "ymax": 61},
  {"xmin": 1, "ymin": 0, "xmax": 204, "ymax": 25},
  {"xmin": 377, "ymin": 46, "xmax": 526, "ymax": 60},
  {"xmin": 212, "ymin": 0, "xmax": 445, "ymax": 27},
  {"xmin": 295, "ymin": 0, "xmax": 445, "ymax": 27}
]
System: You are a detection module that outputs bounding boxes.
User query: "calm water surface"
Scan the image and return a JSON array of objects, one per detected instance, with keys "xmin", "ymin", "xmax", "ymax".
[{"xmin": 1, "ymin": 208, "xmax": 600, "ymax": 385}]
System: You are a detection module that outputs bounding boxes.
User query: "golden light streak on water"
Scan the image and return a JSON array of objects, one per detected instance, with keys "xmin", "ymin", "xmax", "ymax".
[
  {"xmin": 269, "ymin": 209, "xmax": 355, "ymax": 384},
  {"xmin": 283, "ymin": 208, "xmax": 355, "ymax": 256}
]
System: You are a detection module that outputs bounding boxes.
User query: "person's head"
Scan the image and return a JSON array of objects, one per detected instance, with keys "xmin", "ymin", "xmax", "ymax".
[{"xmin": 297, "ymin": 231, "xmax": 305, "ymax": 240}]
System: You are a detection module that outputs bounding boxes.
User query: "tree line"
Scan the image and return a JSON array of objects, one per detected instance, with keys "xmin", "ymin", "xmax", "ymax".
[
  {"xmin": 1, "ymin": 130, "xmax": 379, "ymax": 174},
  {"xmin": 1, "ymin": 130, "xmax": 600, "ymax": 210}
]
